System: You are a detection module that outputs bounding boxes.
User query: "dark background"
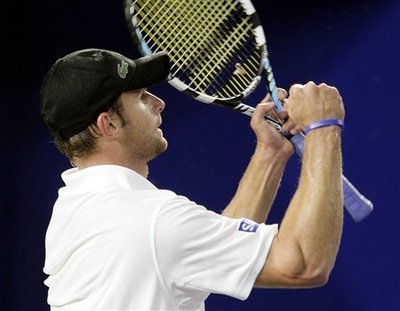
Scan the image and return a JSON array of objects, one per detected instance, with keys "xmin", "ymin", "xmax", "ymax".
[{"xmin": 1, "ymin": 0, "xmax": 399, "ymax": 310}]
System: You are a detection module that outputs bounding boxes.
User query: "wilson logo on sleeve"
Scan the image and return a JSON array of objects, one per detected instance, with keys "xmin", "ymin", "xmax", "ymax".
[{"xmin": 238, "ymin": 219, "xmax": 259, "ymax": 233}]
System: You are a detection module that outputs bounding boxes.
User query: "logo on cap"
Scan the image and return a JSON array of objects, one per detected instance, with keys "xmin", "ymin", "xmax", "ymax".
[{"xmin": 118, "ymin": 60, "xmax": 129, "ymax": 79}]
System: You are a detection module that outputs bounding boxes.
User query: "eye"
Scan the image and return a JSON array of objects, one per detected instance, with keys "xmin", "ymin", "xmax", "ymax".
[{"xmin": 140, "ymin": 98, "xmax": 148, "ymax": 106}]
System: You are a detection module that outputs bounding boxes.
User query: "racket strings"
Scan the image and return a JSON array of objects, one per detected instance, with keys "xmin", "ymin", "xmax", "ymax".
[
  {"xmin": 135, "ymin": 0, "xmax": 226, "ymax": 57},
  {"xmin": 196, "ymin": 14, "xmax": 261, "ymax": 98},
  {"xmin": 193, "ymin": 19, "xmax": 256, "ymax": 95},
  {"xmin": 132, "ymin": 0, "xmax": 262, "ymax": 98},
  {"xmin": 169, "ymin": 2, "xmax": 237, "ymax": 75},
  {"xmin": 134, "ymin": 0, "xmax": 235, "ymax": 72},
  {"xmin": 154, "ymin": 1, "xmax": 230, "ymax": 72}
]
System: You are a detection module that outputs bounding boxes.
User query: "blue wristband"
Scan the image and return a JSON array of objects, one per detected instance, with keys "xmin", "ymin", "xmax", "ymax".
[{"xmin": 304, "ymin": 118, "xmax": 344, "ymax": 135}]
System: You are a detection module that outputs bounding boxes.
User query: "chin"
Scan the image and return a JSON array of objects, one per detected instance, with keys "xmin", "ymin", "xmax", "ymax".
[
  {"xmin": 159, "ymin": 138, "xmax": 168, "ymax": 153},
  {"xmin": 151, "ymin": 138, "xmax": 168, "ymax": 159}
]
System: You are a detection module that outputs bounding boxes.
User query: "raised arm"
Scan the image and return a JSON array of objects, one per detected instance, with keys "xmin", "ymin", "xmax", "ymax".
[
  {"xmin": 222, "ymin": 89, "xmax": 296, "ymax": 223},
  {"xmin": 255, "ymin": 82, "xmax": 345, "ymax": 288}
]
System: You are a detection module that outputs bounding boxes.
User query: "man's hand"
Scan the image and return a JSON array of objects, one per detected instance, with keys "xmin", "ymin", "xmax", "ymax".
[
  {"xmin": 250, "ymin": 89, "xmax": 295, "ymax": 159},
  {"xmin": 283, "ymin": 81, "xmax": 345, "ymax": 130}
]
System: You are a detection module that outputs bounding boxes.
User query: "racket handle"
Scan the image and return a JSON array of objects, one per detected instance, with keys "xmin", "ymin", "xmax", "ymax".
[{"xmin": 290, "ymin": 133, "xmax": 373, "ymax": 222}]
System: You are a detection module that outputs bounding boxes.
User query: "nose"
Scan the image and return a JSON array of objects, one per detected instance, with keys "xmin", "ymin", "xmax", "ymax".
[
  {"xmin": 155, "ymin": 97, "xmax": 165, "ymax": 113},
  {"xmin": 149, "ymin": 93, "xmax": 165, "ymax": 114}
]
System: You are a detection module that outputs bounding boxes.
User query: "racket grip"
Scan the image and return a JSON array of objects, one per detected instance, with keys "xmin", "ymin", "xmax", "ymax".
[
  {"xmin": 342, "ymin": 176, "xmax": 374, "ymax": 222},
  {"xmin": 290, "ymin": 133, "xmax": 373, "ymax": 222}
]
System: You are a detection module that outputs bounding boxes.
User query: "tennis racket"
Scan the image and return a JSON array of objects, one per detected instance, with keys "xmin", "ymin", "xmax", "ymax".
[{"xmin": 124, "ymin": 0, "xmax": 373, "ymax": 222}]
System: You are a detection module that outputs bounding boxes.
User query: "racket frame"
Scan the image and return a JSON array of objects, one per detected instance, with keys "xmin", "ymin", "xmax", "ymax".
[{"xmin": 124, "ymin": 0, "xmax": 373, "ymax": 222}]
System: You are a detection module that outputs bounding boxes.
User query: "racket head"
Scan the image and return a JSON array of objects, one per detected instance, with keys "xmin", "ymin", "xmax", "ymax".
[{"xmin": 124, "ymin": 0, "xmax": 269, "ymax": 109}]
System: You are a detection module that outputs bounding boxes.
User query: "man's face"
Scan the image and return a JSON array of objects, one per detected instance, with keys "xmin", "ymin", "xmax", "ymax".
[{"xmin": 118, "ymin": 89, "xmax": 168, "ymax": 163}]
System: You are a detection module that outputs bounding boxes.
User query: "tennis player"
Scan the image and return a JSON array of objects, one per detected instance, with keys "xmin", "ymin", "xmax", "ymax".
[{"xmin": 40, "ymin": 49, "xmax": 344, "ymax": 310}]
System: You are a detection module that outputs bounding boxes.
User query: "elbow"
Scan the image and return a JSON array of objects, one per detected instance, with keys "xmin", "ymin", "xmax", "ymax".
[
  {"xmin": 293, "ymin": 261, "xmax": 333, "ymax": 288},
  {"xmin": 286, "ymin": 244, "xmax": 337, "ymax": 288},
  {"xmin": 302, "ymin": 269, "xmax": 330, "ymax": 288},
  {"xmin": 316, "ymin": 271, "xmax": 330, "ymax": 287},
  {"xmin": 317, "ymin": 274, "xmax": 330, "ymax": 287},
  {"xmin": 281, "ymin": 258, "xmax": 333, "ymax": 288},
  {"xmin": 256, "ymin": 236, "xmax": 338, "ymax": 288},
  {"xmin": 256, "ymin": 259, "xmax": 333, "ymax": 288}
]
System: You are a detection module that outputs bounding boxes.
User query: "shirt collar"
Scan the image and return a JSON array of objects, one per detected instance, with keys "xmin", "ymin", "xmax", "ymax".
[{"xmin": 61, "ymin": 165, "xmax": 157, "ymax": 191}]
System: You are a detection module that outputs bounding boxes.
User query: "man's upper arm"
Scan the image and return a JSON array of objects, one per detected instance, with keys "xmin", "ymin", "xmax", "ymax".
[{"xmin": 155, "ymin": 196, "xmax": 278, "ymax": 300}]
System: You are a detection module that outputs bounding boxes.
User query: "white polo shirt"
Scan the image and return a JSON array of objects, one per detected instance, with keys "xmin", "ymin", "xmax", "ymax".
[{"xmin": 44, "ymin": 165, "xmax": 278, "ymax": 310}]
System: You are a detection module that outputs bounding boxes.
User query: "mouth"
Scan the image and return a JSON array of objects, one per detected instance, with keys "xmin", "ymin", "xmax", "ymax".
[{"xmin": 157, "ymin": 119, "xmax": 163, "ymax": 132}]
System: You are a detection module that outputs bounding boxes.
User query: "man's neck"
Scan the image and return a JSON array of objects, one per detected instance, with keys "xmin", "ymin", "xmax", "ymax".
[{"xmin": 76, "ymin": 156, "xmax": 149, "ymax": 178}]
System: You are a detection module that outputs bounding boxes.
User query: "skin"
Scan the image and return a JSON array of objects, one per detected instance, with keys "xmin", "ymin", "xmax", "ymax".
[
  {"xmin": 77, "ymin": 81, "xmax": 344, "ymax": 289},
  {"xmin": 76, "ymin": 89, "xmax": 167, "ymax": 177},
  {"xmin": 222, "ymin": 89, "xmax": 294, "ymax": 223},
  {"xmin": 224, "ymin": 82, "xmax": 344, "ymax": 288}
]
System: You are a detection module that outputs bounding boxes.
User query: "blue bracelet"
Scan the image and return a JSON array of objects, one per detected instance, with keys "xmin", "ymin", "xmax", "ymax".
[{"xmin": 304, "ymin": 119, "xmax": 344, "ymax": 135}]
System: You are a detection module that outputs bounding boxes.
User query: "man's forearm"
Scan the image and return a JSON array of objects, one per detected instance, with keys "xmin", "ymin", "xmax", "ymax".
[
  {"xmin": 275, "ymin": 127, "xmax": 343, "ymax": 279},
  {"xmin": 222, "ymin": 146, "xmax": 290, "ymax": 223}
]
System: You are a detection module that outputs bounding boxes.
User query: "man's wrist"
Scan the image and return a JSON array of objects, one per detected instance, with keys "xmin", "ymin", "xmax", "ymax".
[
  {"xmin": 254, "ymin": 144, "xmax": 292, "ymax": 163},
  {"xmin": 304, "ymin": 119, "xmax": 344, "ymax": 135}
]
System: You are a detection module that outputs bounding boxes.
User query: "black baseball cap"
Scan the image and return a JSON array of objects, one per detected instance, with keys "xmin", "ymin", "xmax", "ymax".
[{"xmin": 40, "ymin": 49, "xmax": 170, "ymax": 139}]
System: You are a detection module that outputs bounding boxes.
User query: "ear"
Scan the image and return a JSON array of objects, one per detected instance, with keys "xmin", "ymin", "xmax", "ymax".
[{"xmin": 95, "ymin": 112, "xmax": 119, "ymax": 138}]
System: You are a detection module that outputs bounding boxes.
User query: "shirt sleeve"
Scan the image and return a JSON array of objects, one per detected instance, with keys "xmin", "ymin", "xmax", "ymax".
[{"xmin": 154, "ymin": 195, "xmax": 278, "ymax": 309}]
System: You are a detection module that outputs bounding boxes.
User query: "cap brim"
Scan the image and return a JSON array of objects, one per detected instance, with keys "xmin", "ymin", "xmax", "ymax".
[{"xmin": 126, "ymin": 52, "xmax": 170, "ymax": 91}]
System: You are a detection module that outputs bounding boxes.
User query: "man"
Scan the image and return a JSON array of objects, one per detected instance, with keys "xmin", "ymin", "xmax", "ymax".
[{"xmin": 40, "ymin": 48, "xmax": 344, "ymax": 310}]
